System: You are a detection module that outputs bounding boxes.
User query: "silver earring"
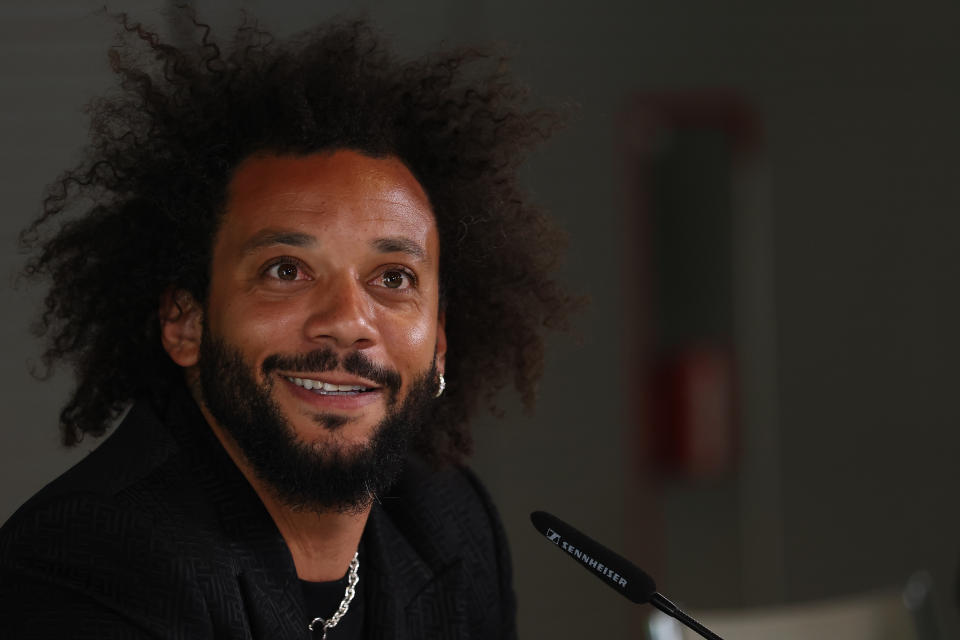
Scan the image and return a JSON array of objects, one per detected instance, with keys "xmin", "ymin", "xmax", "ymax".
[{"xmin": 435, "ymin": 373, "xmax": 446, "ymax": 398}]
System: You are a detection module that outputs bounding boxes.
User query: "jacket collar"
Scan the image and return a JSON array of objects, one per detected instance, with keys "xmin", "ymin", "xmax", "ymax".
[{"xmin": 363, "ymin": 502, "xmax": 468, "ymax": 640}]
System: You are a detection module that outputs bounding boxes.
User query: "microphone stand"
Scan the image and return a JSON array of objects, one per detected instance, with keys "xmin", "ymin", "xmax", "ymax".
[{"xmin": 649, "ymin": 592, "xmax": 724, "ymax": 640}]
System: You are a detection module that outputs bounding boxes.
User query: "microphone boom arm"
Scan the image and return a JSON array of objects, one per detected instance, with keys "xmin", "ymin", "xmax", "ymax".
[{"xmin": 649, "ymin": 592, "xmax": 723, "ymax": 640}]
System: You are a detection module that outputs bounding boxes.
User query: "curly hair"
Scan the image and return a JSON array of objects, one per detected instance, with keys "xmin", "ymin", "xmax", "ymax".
[{"xmin": 21, "ymin": 11, "xmax": 576, "ymax": 464}]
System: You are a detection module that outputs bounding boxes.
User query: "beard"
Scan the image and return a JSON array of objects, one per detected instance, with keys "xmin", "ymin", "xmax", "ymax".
[{"xmin": 196, "ymin": 327, "xmax": 437, "ymax": 514}]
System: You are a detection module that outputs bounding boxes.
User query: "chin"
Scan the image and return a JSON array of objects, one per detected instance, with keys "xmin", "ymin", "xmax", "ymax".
[
  {"xmin": 197, "ymin": 333, "xmax": 435, "ymax": 512},
  {"xmin": 298, "ymin": 422, "xmax": 379, "ymax": 453}
]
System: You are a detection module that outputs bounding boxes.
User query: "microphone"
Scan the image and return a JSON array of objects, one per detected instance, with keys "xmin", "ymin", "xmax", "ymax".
[{"xmin": 530, "ymin": 511, "xmax": 724, "ymax": 640}]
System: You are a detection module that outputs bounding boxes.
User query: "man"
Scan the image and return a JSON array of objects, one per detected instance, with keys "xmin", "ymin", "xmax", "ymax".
[{"xmin": 0, "ymin": 13, "xmax": 574, "ymax": 639}]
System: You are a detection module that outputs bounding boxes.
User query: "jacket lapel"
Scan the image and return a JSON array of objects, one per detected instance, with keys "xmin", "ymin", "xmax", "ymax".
[{"xmin": 363, "ymin": 503, "xmax": 468, "ymax": 640}]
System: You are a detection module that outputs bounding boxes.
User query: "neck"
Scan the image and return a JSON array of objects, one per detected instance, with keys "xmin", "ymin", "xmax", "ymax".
[
  {"xmin": 195, "ymin": 395, "xmax": 370, "ymax": 582},
  {"xmin": 257, "ymin": 489, "xmax": 370, "ymax": 583}
]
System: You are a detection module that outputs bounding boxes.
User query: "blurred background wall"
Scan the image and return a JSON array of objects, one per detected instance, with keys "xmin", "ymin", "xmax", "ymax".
[{"xmin": 2, "ymin": 1, "xmax": 958, "ymax": 638}]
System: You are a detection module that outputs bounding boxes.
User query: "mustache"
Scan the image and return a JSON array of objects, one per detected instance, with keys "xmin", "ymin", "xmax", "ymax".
[{"xmin": 261, "ymin": 348, "xmax": 402, "ymax": 394}]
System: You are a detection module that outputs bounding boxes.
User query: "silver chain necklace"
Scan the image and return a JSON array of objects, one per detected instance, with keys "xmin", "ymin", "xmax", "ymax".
[{"xmin": 307, "ymin": 552, "xmax": 360, "ymax": 639}]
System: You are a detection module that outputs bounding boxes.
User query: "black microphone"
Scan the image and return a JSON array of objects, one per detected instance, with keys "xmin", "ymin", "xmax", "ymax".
[{"xmin": 530, "ymin": 511, "xmax": 724, "ymax": 640}]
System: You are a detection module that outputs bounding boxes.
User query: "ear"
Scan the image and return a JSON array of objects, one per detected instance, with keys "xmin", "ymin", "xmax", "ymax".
[
  {"xmin": 159, "ymin": 288, "xmax": 203, "ymax": 368},
  {"xmin": 436, "ymin": 310, "xmax": 447, "ymax": 374}
]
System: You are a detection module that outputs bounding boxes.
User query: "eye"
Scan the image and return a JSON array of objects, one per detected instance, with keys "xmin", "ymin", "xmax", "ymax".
[
  {"xmin": 263, "ymin": 258, "xmax": 310, "ymax": 282},
  {"xmin": 371, "ymin": 268, "xmax": 416, "ymax": 290}
]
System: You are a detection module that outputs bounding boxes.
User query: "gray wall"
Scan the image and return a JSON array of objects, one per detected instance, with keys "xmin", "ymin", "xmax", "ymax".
[{"xmin": 2, "ymin": 1, "xmax": 958, "ymax": 638}]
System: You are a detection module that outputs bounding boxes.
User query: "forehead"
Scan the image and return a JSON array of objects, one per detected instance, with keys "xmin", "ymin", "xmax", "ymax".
[{"xmin": 218, "ymin": 150, "xmax": 436, "ymax": 247}]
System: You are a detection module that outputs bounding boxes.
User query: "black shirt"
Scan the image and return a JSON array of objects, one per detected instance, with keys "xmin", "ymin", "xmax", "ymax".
[{"xmin": 301, "ymin": 560, "xmax": 364, "ymax": 639}]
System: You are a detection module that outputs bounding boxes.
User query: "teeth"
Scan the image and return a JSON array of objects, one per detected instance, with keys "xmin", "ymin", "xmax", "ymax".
[{"xmin": 286, "ymin": 376, "xmax": 368, "ymax": 393}]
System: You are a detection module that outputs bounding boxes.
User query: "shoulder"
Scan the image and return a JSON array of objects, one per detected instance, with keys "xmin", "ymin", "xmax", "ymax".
[
  {"xmin": 387, "ymin": 458, "xmax": 506, "ymax": 557},
  {"xmin": 0, "ymin": 401, "xmax": 194, "ymax": 543},
  {"xmin": 392, "ymin": 458, "xmax": 499, "ymax": 515},
  {"xmin": 0, "ymin": 402, "xmax": 211, "ymax": 638},
  {"xmin": 14, "ymin": 401, "xmax": 179, "ymax": 510}
]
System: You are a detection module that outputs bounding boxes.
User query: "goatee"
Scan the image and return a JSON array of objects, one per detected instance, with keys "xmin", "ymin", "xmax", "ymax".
[{"xmin": 197, "ymin": 329, "xmax": 436, "ymax": 514}]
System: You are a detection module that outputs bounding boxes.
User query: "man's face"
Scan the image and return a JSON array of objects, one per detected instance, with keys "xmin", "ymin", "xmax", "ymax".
[{"xmin": 195, "ymin": 149, "xmax": 445, "ymax": 509}]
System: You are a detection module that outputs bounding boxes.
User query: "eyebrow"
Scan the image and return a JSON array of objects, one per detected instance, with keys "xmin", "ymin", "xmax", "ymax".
[
  {"xmin": 241, "ymin": 230, "xmax": 316, "ymax": 256},
  {"xmin": 372, "ymin": 237, "xmax": 426, "ymax": 260}
]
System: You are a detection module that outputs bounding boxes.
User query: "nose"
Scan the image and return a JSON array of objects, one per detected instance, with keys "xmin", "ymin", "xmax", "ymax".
[{"xmin": 302, "ymin": 271, "xmax": 377, "ymax": 349}]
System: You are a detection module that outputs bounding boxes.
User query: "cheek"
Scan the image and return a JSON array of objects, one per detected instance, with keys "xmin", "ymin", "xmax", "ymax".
[
  {"xmin": 381, "ymin": 314, "xmax": 435, "ymax": 367},
  {"xmin": 404, "ymin": 322, "xmax": 429, "ymax": 347},
  {"xmin": 208, "ymin": 295, "xmax": 304, "ymax": 358}
]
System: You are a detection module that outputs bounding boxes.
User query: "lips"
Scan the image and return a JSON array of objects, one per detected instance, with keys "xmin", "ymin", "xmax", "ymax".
[
  {"xmin": 262, "ymin": 348, "xmax": 402, "ymax": 398},
  {"xmin": 279, "ymin": 373, "xmax": 384, "ymax": 413},
  {"xmin": 285, "ymin": 376, "xmax": 374, "ymax": 395}
]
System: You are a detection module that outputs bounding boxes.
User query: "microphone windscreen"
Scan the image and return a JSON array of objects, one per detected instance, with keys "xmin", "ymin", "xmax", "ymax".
[{"xmin": 530, "ymin": 510, "xmax": 656, "ymax": 604}]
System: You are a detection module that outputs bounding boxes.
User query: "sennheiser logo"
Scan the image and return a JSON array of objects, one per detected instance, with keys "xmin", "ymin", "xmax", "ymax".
[{"xmin": 544, "ymin": 529, "xmax": 628, "ymax": 589}]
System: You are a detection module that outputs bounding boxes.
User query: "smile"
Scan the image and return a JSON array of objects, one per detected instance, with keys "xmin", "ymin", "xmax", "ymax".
[{"xmin": 285, "ymin": 376, "xmax": 374, "ymax": 395}]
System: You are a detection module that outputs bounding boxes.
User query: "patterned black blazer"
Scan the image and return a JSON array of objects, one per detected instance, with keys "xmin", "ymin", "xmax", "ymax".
[{"xmin": 0, "ymin": 389, "xmax": 517, "ymax": 639}]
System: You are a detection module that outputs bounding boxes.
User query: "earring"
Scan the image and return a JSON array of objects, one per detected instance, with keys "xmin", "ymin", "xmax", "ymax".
[{"xmin": 435, "ymin": 373, "xmax": 446, "ymax": 398}]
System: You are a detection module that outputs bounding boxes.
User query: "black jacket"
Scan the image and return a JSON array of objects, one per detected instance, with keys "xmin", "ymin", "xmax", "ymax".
[{"xmin": 0, "ymin": 390, "xmax": 517, "ymax": 639}]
